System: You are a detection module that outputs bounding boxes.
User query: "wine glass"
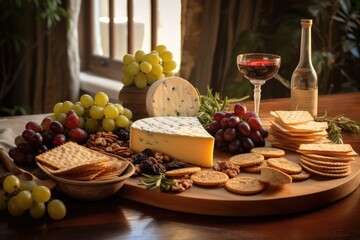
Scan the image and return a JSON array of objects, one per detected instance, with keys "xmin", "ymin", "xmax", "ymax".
[{"xmin": 237, "ymin": 53, "xmax": 281, "ymax": 115}]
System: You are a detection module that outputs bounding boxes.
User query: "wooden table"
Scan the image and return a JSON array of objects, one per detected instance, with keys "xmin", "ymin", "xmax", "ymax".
[{"xmin": 1, "ymin": 93, "xmax": 360, "ymax": 239}]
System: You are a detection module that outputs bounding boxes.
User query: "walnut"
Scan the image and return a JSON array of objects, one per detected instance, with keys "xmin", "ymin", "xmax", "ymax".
[
  {"xmin": 86, "ymin": 132, "xmax": 132, "ymax": 157},
  {"xmin": 170, "ymin": 178, "xmax": 193, "ymax": 192},
  {"xmin": 212, "ymin": 160, "xmax": 240, "ymax": 178},
  {"xmin": 154, "ymin": 152, "xmax": 171, "ymax": 163}
]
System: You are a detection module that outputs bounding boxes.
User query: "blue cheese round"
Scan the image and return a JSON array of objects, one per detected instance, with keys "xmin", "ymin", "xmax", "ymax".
[{"xmin": 145, "ymin": 76, "xmax": 200, "ymax": 117}]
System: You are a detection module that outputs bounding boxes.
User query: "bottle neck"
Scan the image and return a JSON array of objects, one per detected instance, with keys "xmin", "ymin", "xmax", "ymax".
[{"xmin": 298, "ymin": 23, "xmax": 313, "ymax": 68}]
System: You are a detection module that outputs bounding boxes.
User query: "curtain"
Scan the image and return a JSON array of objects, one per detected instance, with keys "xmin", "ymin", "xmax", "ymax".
[
  {"xmin": 180, "ymin": 0, "xmax": 261, "ymax": 98},
  {"xmin": 13, "ymin": 0, "xmax": 81, "ymax": 114}
]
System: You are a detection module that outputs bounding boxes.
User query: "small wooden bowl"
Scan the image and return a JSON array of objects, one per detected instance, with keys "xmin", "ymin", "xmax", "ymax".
[{"xmin": 36, "ymin": 159, "xmax": 135, "ymax": 201}]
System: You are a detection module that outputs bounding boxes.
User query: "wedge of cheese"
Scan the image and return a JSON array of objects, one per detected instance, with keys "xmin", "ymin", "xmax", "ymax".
[
  {"xmin": 130, "ymin": 117, "xmax": 214, "ymax": 167},
  {"xmin": 145, "ymin": 76, "xmax": 200, "ymax": 117}
]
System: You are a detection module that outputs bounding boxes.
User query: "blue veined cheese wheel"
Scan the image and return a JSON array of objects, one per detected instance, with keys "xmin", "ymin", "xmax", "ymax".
[{"xmin": 145, "ymin": 76, "xmax": 201, "ymax": 117}]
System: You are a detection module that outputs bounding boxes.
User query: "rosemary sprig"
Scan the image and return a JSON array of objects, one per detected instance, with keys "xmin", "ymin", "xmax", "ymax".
[
  {"xmin": 139, "ymin": 173, "xmax": 175, "ymax": 192},
  {"xmin": 197, "ymin": 86, "xmax": 249, "ymax": 127},
  {"xmin": 315, "ymin": 112, "xmax": 360, "ymax": 144}
]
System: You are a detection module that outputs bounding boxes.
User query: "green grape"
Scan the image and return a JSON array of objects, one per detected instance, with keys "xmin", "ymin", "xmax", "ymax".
[
  {"xmin": 155, "ymin": 44, "xmax": 167, "ymax": 54},
  {"xmin": 115, "ymin": 115, "xmax": 130, "ymax": 128},
  {"xmin": 135, "ymin": 72, "xmax": 148, "ymax": 88},
  {"xmin": 160, "ymin": 51, "xmax": 173, "ymax": 62},
  {"xmin": 32, "ymin": 186, "xmax": 51, "ymax": 203},
  {"xmin": 146, "ymin": 53, "xmax": 160, "ymax": 65},
  {"xmin": 163, "ymin": 60, "xmax": 177, "ymax": 71},
  {"xmin": 127, "ymin": 61, "xmax": 140, "ymax": 75},
  {"xmin": 61, "ymin": 100, "xmax": 74, "ymax": 113},
  {"xmin": 55, "ymin": 112, "xmax": 67, "ymax": 124},
  {"xmin": 123, "ymin": 54, "xmax": 136, "ymax": 64},
  {"xmin": 156, "ymin": 72, "xmax": 166, "ymax": 80},
  {"xmin": 72, "ymin": 104, "xmax": 85, "ymax": 116},
  {"xmin": 140, "ymin": 61, "xmax": 152, "ymax": 73},
  {"xmin": 47, "ymin": 199, "xmax": 66, "ymax": 220},
  {"xmin": 53, "ymin": 102, "xmax": 63, "ymax": 114},
  {"xmin": 29, "ymin": 202, "xmax": 46, "ymax": 219},
  {"xmin": 3, "ymin": 175, "xmax": 20, "ymax": 194},
  {"xmin": 135, "ymin": 50, "xmax": 145, "ymax": 62},
  {"xmin": 16, "ymin": 190, "xmax": 33, "ymax": 210},
  {"xmin": 14, "ymin": 135, "xmax": 23, "ymax": 146},
  {"xmin": 121, "ymin": 65, "xmax": 130, "ymax": 75},
  {"xmin": 146, "ymin": 73, "xmax": 157, "ymax": 85},
  {"xmin": 121, "ymin": 74, "xmax": 134, "ymax": 86},
  {"xmin": 123, "ymin": 108, "xmax": 133, "ymax": 120},
  {"xmin": 164, "ymin": 71, "xmax": 175, "ymax": 77},
  {"xmin": 151, "ymin": 63, "xmax": 163, "ymax": 75},
  {"xmin": 104, "ymin": 104, "xmax": 120, "ymax": 119},
  {"xmin": 8, "ymin": 196, "xmax": 25, "ymax": 216},
  {"xmin": 77, "ymin": 116, "xmax": 85, "ymax": 128},
  {"xmin": 80, "ymin": 94, "xmax": 95, "ymax": 108},
  {"xmin": 85, "ymin": 118, "xmax": 99, "ymax": 133},
  {"xmin": 0, "ymin": 194, "xmax": 7, "ymax": 211},
  {"xmin": 20, "ymin": 179, "xmax": 38, "ymax": 191},
  {"xmin": 89, "ymin": 106, "xmax": 104, "ymax": 119},
  {"xmin": 102, "ymin": 118, "xmax": 116, "ymax": 132},
  {"xmin": 114, "ymin": 103, "xmax": 124, "ymax": 115},
  {"xmin": 94, "ymin": 92, "xmax": 109, "ymax": 107}
]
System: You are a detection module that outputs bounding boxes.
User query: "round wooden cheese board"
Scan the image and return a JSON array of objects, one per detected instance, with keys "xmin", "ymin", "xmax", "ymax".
[{"xmin": 118, "ymin": 150, "xmax": 360, "ymax": 216}]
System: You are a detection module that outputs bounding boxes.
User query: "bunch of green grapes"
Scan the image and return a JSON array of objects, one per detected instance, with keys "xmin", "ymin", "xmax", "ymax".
[
  {"xmin": 121, "ymin": 44, "xmax": 177, "ymax": 88},
  {"xmin": 1, "ymin": 174, "xmax": 66, "ymax": 220},
  {"xmin": 51, "ymin": 91, "xmax": 133, "ymax": 133}
]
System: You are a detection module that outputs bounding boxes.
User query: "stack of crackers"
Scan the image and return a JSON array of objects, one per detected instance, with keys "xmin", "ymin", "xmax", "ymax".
[
  {"xmin": 36, "ymin": 142, "xmax": 129, "ymax": 181},
  {"xmin": 297, "ymin": 143, "xmax": 357, "ymax": 178},
  {"xmin": 269, "ymin": 110, "xmax": 330, "ymax": 151}
]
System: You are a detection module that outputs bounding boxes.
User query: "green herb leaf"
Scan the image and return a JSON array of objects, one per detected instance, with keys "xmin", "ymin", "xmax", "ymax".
[{"xmin": 138, "ymin": 174, "xmax": 175, "ymax": 192}]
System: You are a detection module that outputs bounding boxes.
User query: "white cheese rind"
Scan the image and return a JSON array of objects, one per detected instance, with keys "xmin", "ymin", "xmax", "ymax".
[
  {"xmin": 145, "ymin": 76, "xmax": 201, "ymax": 117},
  {"xmin": 130, "ymin": 117, "xmax": 214, "ymax": 167}
]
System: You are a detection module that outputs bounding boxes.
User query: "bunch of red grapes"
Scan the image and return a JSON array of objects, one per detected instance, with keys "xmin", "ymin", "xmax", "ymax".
[
  {"xmin": 9, "ymin": 110, "xmax": 87, "ymax": 167},
  {"xmin": 207, "ymin": 103, "xmax": 269, "ymax": 154}
]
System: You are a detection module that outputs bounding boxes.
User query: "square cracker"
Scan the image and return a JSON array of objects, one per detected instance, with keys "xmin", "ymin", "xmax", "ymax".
[{"xmin": 274, "ymin": 111, "xmax": 314, "ymax": 125}]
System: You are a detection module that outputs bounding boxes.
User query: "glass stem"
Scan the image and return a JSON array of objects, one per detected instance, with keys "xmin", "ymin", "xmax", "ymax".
[{"xmin": 253, "ymin": 84, "xmax": 262, "ymax": 115}]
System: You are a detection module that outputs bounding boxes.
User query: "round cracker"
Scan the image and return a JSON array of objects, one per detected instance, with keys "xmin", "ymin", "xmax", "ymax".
[
  {"xmin": 299, "ymin": 162, "xmax": 351, "ymax": 178},
  {"xmin": 300, "ymin": 158, "xmax": 350, "ymax": 171},
  {"xmin": 259, "ymin": 167, "xmax": 292, "ymax": 185},
  {"xmin": 228, "ymin": 153, "xmax": 264, "ymax": 167},
  {"xmin": 290, "ymin": 170, "xmax": 311, "ymax": 181},
  {"xmin": 267, "ymin": 157, "xmax": 302, "ymax": 174},
  {"xmin": 225, "ymin": 177, "xmax": 265, "ymax": 195},
  {"xmin": 165, "ymin": 167, "xmax": 201, "ymax": 177},
  {"xmin": 250, "ymin": 147, "xmax": 285, "ymax": 158},
  {"xmin": 243, "ymin": 160, "xmax": 269, "ymax": 173},
  {"xmin": 300, "ymin": 156, "xmax": 351, "ymax": 167},
  {"xmin": 191, "ymin": 170, "xmax": 229, "ymax": 187}
]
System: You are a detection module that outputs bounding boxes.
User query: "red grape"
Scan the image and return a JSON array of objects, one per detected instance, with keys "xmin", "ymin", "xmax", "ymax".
[
  {"xmin": 26, "ymin": 153, "xmax": 36, "ymax": 166},
  {"xmin": 41, "ymin": 132, "xmax": 53, "ymax": 147},
  {"xmin": 241, "ymin": 137, "xmax": 255, "ymax": 152},
  {"xmin": 228, "ymin": 139, "xmax": 241, "ymax": 153},
  {"xmin": 213, "ymin": 112, "xmax": 226, "ymax": 122},
  {"xmin": 65, "ymin": 113, "xmax": 80, "ymax": 129},
  {"xmin": 30, "ymin": 133, "xmax": 43, "ymax": 146},
  {"xmin": 237, "ymin": 121, "xmax": 251, "ymax": 137},
  {"xmin": 248, "ymin": 117, "xmax": 262, "ymax": 131},
  {"xmin": 224, "ymin": 112, "xmax": 235, "ymax": 119},
  {"xmin": 12, "ymin": 152, "xmax": 28, "ymax": 166},
  {"xmin": 228, "ymin": 116, "xmax": 240, "ymax": 128},
  {"xmin": 243, "ymin": 111, "xmax": 258, "ymax": 121},
  {"xmin": 224, "ymin": 128, "xmax": 236, "ymax": 142},
  {"xmin": 50, "ymin": 121, "xmax": 64, "ymax": 134},
  {"xmin": 66, "ymin": 110, "xmax": 76, "ymax": 117},
  {"xmin": 215, "ymin": 129, "xmax": 225, "ymax": 144},
  {"xmin": 18, "ymin": 141, "xmax": 32, "ymax": 154},
  {"xmin": 41, "ymin": 117, "xmax": 53, "ymax": 131},
  {"xmin": 219, "ymin": 118, "xmax": 229, "ymax": 129},
  {"xmin": 36, "ymin": 145, "xmax": 48, "ymax": 154},
  {"xmin": 208, "ymin": 121, "xmax": 220, "ymax": 134},
  {"xmin": 68, "ymin": 128, "xmax": 88, "ymax": 143},
  {"xmin": 52, "ymin": 134, "xmax": 66, "ymax": 147},
  {"xmin": 22, "ymin": 129, "xmax": 36, "ymax": 141},
  {"xmin": 8, "ymin": 147, "xmax": 19, "ymax": 158},
  {"xmin": 259, "ymin": 126, "xmax": 269, "ymax": 138},
  {"xmin": 25, "ymin": 121, "xmax": 43, "ymax": 133},
  {"xmin": 234, "ymin": 103, "xmax": 247, "ymax": 117},
  {"xmin": 249, "ymin": 130, "xmax": 265, "ymax": 147}
]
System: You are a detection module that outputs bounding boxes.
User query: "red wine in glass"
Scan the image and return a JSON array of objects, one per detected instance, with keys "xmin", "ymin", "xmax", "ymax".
[{"xmin": 237, "ymin": 53, "xmax": 281, "ymax": 114}]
